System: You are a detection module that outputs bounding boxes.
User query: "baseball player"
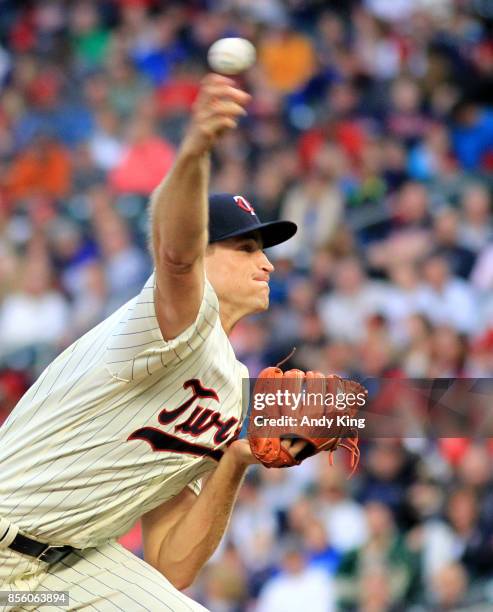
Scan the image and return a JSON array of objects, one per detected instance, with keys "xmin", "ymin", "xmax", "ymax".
[{"xmin": 0, "ymin": 74, "xmax": 303, "ymax": 611}]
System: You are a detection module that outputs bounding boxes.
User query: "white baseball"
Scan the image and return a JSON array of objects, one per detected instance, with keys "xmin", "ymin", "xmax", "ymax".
[{"xmin": 207, "ymin": 38, "xmax": 256, "ymax": 75}]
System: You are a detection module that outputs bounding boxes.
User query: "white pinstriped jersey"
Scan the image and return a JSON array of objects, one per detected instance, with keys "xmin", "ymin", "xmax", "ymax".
[{"xmin": 0, "ymin": 273, "xmax": 248, "ymax": 549}]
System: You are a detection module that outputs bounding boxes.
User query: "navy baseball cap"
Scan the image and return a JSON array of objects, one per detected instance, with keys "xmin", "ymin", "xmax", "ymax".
[{"xmin": 208, "ymin": 193, "xmax": 297, "ymax": 248}]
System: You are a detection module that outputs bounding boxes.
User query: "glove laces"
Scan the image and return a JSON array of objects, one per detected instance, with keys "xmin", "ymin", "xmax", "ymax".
[{"xmin": 328, "ymin": 427, "xmax": 360, "ymax": 478}]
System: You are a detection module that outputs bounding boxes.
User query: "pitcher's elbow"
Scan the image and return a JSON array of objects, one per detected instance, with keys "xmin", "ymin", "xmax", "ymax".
[{"xmin": 157, "ymin": 562, "xmax": 196, "ymax": 591}]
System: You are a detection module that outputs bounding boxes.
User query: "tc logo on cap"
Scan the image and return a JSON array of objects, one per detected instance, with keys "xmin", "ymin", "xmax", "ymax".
[{"xmin": 234, "ymin": 195, "xmax": 256, "ymax": 216}]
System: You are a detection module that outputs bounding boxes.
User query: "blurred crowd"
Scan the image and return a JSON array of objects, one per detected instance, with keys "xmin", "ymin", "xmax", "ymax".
[{"xmin": 0, "ymin": 0, "xmax": 493, "ymax": 610}]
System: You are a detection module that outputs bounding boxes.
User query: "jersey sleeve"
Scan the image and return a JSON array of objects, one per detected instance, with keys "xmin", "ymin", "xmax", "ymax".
[
  {"xmin": 186, "ymin": 460, "xmax": 215, "ymax": 496},
  {"xmin": 187, "ymin": 478, "xmax": 202, "ymax": 496},
  {"xmin": 104, "ymin": 271, "xmax": 219, "ymax": 382}
]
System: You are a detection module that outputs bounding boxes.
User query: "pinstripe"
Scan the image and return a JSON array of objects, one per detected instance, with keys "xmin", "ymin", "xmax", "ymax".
[
  {"xmin": 112, "ymin": 327, "xmax": 160, "ymax": 336},
  {"xmin": 45, "ymin": 564, "xmax": 102, "ymax": 611},
  {"xmin": 106, "ymin": 542, "xmax": 199, "ymax": 609},
  {"xmin": 71, "ymin": 551, "xmax": 146, "ymax": 611},
  {"xmin": 107, "ymin": 340, "xmax": 161, "ymax": 351},
  {"xmin": 0, "ymin": 549, "xmax": 24, "ymax": 583},
  {"xmin": 57, "ymin": 332, "xmax": 111, "ymax": 402},
  {"xmin": 103, "ymin": 544, "xmax": 194, "ymax": 611},
  {"xmin": 57, "ymin": 559, "xmax": 119, "ymax": 611},
  {"xmin": 73, "ymin": 548, "xmax": 177, "ymax": 611},
  {"xmin": 24, "ymin": 360, "xmax": 53, "ymax": 402},
  {"xmin": 204, "ymin": 297, "xmax": 219, "ymax": 314},
  {"xmin": 96, "ymin": 547, "xmax": 178, "ymax": 611},
  {"xmin": 30, "ymin": 331, "xmax": 99, "ymax": 416},
  {"xmin": 105, "ymin": 356, "xmax": 140, "ymax": 365}
]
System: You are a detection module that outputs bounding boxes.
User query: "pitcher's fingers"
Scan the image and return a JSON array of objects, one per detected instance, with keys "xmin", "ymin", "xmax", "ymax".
[
  {"xmin": 201, "ymin": 73, "xmax": 236, "ymax": 87},
  {"xmin": 281, "ymin": 438, "xmax": 307, "ymax": 457},
  {"xmin": 210, "ymin": 117, "xmax": 239, "ymax": 133},
  {"xmin": 208, "ymin": 99, "xmax": 248, "ymax": 117},
  {"xmin": 199, "ymin": 83, "xmax": 251, "ymax": 106},
  {"xmin": 194, "ymin": 116, "xmax": 239, "ymax": 138}
]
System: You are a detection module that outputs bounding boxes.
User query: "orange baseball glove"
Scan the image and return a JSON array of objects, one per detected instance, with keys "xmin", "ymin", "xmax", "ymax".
[{"xmin": 248, "ymin": 367, "xmax": 367, "ymax": 472}]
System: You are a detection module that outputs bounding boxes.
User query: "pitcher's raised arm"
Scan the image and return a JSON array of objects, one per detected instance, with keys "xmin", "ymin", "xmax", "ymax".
[{"xmin": 149, "ymin": 74, "xmax": 250, "ymax": 340}]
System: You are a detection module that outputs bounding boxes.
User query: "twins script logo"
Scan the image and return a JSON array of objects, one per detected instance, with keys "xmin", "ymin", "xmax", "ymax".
[
  {"xmin": 234, "ymin": 195, "xmax": 256, "ymax": 216},
  {"xmin": 127, "ymin": 379, "xmax": 241, "ymax": 461}
]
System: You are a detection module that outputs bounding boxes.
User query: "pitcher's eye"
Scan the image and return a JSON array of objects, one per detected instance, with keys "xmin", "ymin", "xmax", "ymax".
[{"xmin": 239, "ymin": 241, "xmax": 256, "ymax": 253}]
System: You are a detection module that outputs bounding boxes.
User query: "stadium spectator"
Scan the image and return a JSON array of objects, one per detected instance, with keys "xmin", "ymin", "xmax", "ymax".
[
  {"xmin": 0, "ymin": 242, "xmax": 69, "ymax": 354},
  {"xmin": 417, "ymin": 254, "xmax": 477, "ymax": 334},
  {"xmin": 432, "ymin": 207, "xmax": 476, "ymax": 279},
  {"xmin": 318, "ymin": 256, "xmax": 386, "ymax": 343},
  {"xmin": 429, "ymin": 562, "xmax": 470, "ymax": 610},
  {"xmin": 458, "ymin": 182, "xmax": 492, "ymax": 252},
  {"xmin": 109, "ymin": 114, "xmax": 175, "ymax": 195},
  {"xmin": 256, "ymin": 539, "xmax": 335, "ymax": 612},
  {"xmin": 336, "ymin": 501, "xmax": 421, "ymax": 610},
  {"xmin": 316, "ymin": 465, "xmax": 368, "ymax": 553},
  {"xmin": 3, "ymin": 132, "xmax": 71, "ymax": 200},
  {"xmin": 258, "ymin": 26, "xmax": 316, "ymax": 94}
]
